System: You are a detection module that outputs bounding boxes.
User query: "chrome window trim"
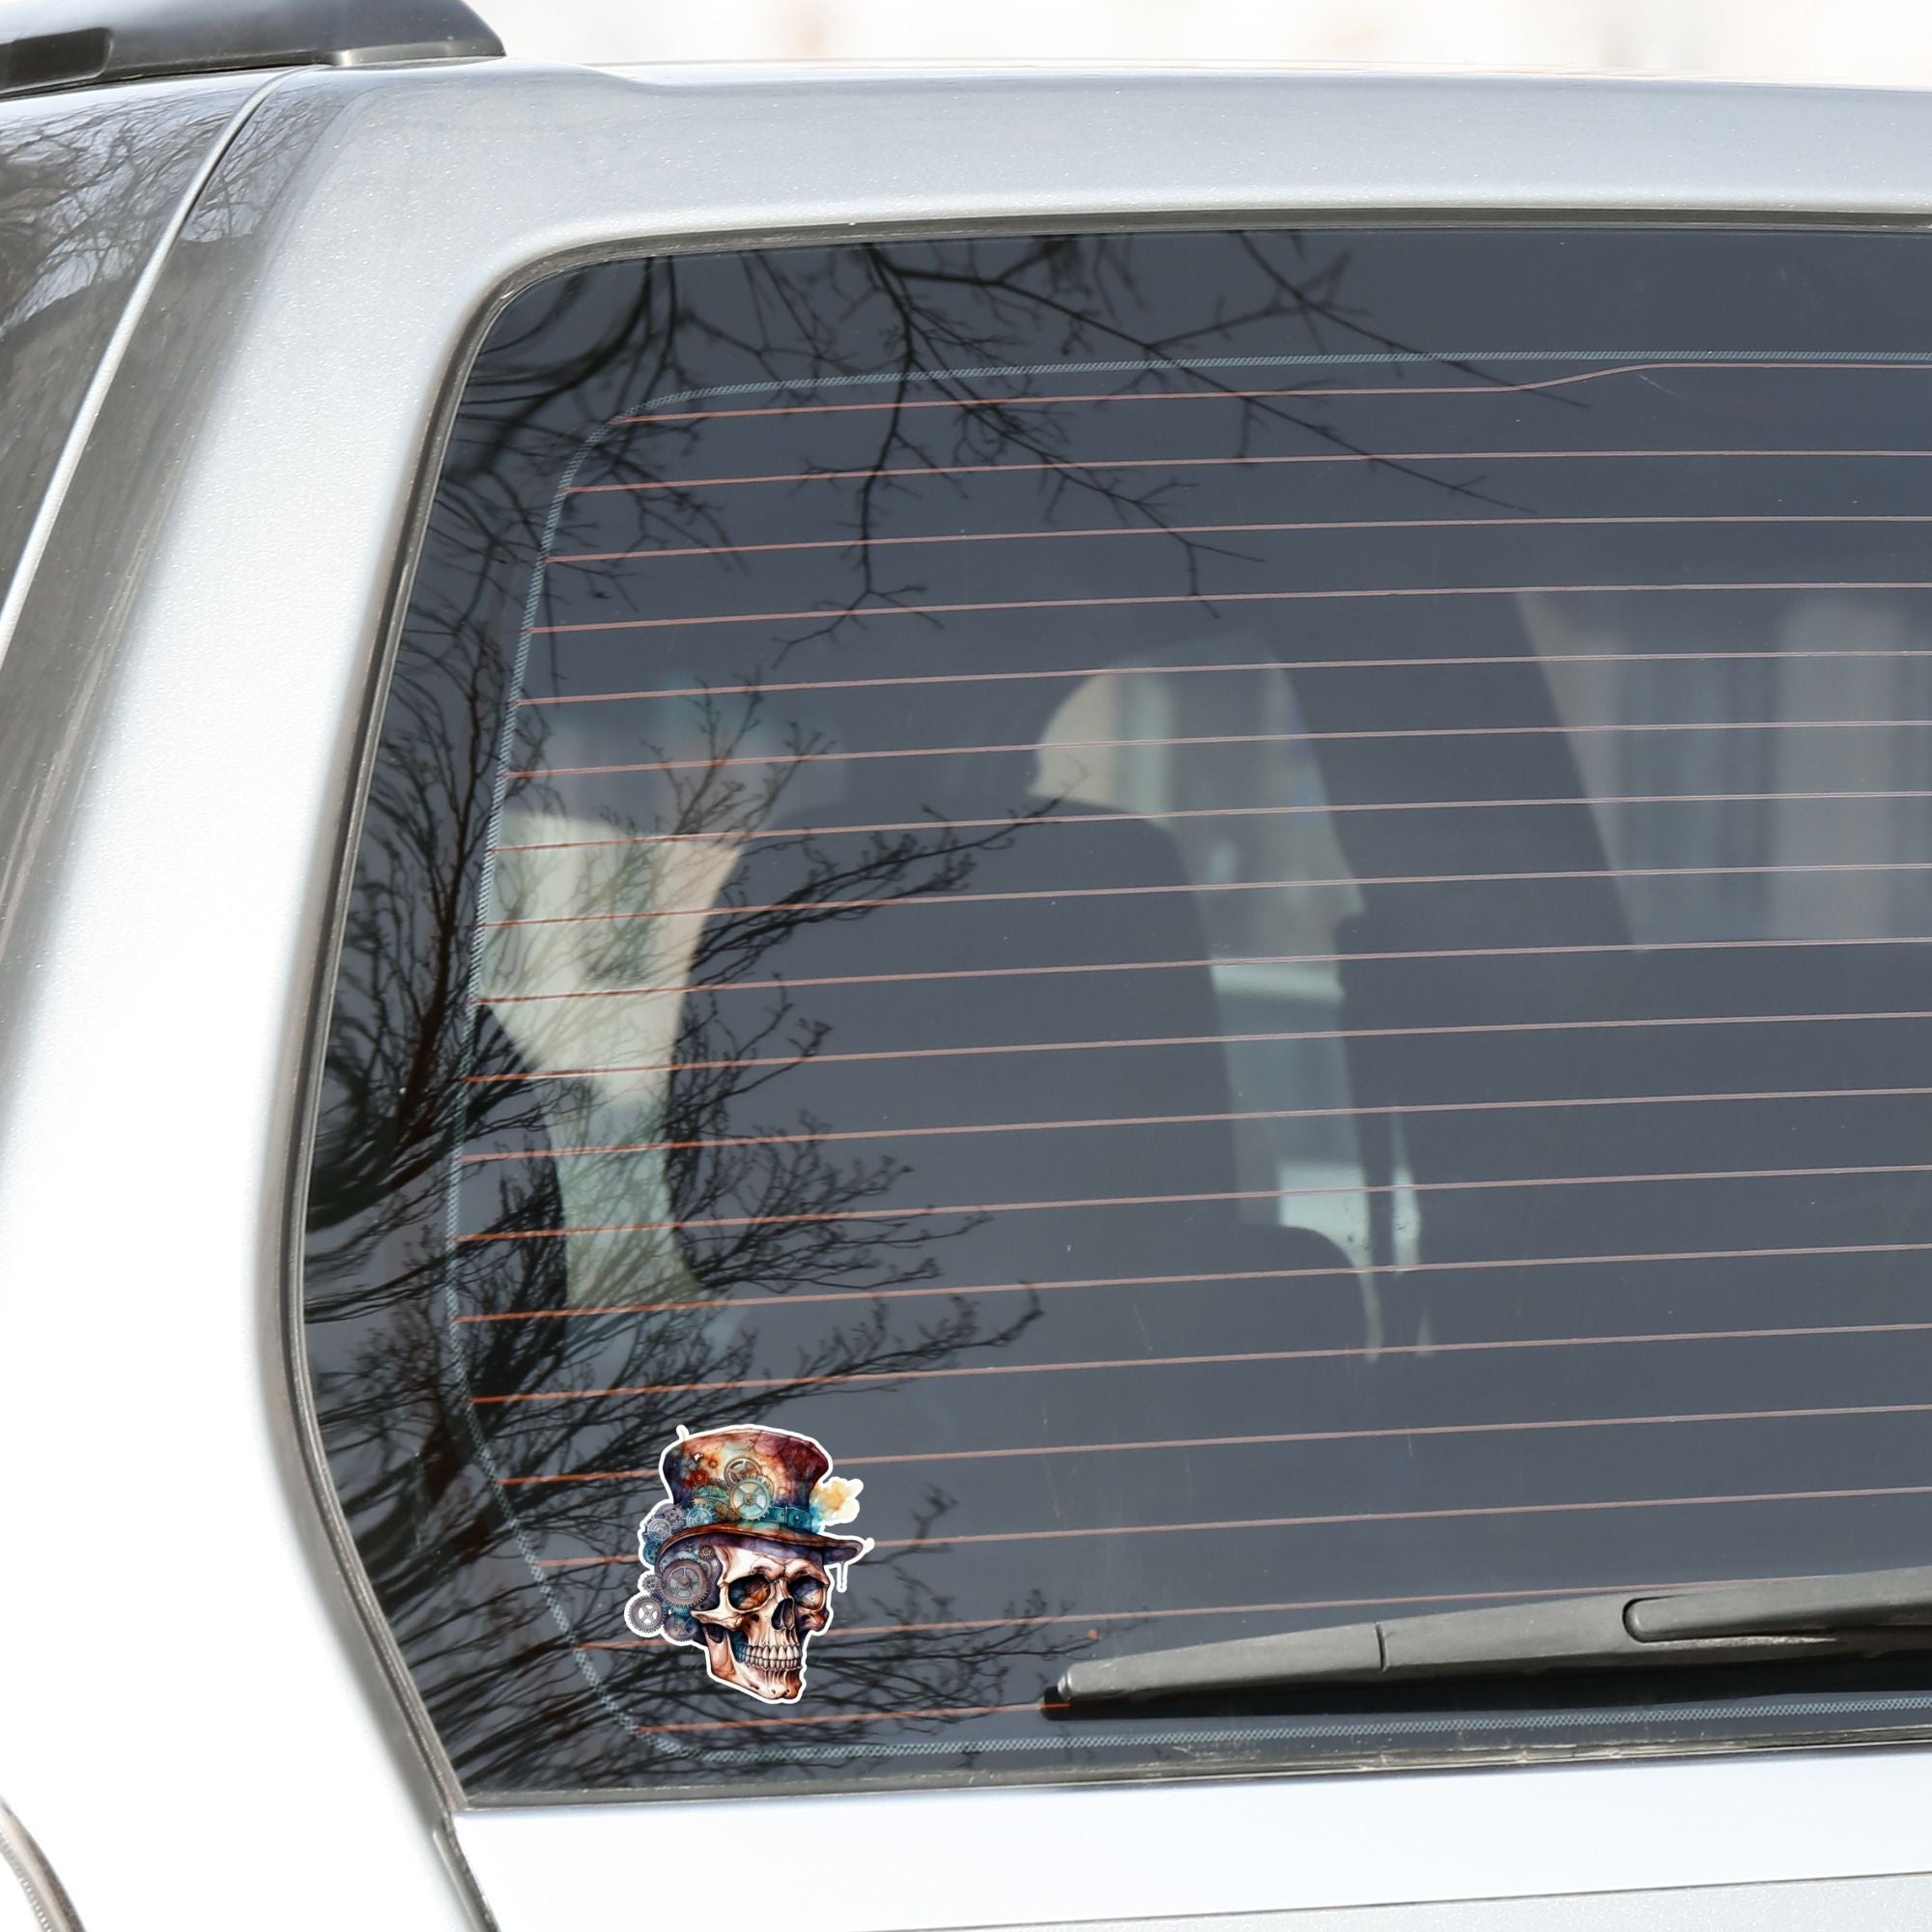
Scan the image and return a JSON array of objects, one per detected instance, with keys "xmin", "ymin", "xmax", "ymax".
[{"xmin": 12, "ymin": 58, "xmax": 1932, "ymax": 1930}]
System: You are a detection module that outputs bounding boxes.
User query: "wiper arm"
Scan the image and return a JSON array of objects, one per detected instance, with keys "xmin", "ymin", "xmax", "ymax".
[{"xmin": 1056, "ymin": 1565, "xmax": 1932, "ymax": 1706}]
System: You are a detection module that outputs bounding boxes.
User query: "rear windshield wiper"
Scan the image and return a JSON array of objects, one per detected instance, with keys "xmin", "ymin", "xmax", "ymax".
[{"xmin": 1056, "ymin": 1565, "xmax": 1932, "ymax": 1705}]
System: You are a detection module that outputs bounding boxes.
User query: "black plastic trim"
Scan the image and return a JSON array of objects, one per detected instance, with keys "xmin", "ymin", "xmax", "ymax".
[{"xmin": 0, "ymin": 0, "xmax": 502, "ymax": 99}]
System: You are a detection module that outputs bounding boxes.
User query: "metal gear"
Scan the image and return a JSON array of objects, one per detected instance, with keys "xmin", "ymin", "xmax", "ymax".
[
  {"xmin": 725, "ymin": 1475, "xmax": 774, "ymax": 1520},
  {"xmin": 657, "ymin": 1548, "xmax": 716, "ymax": 1608}
]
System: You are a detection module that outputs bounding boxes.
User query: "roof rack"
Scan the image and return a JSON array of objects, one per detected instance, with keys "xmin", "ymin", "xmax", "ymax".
[{"xmin": 0, "ymin": 0, "xmax": 503, "ymax": 100}]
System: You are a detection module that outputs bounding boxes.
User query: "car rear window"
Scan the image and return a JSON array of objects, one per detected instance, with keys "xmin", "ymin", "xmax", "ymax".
[{"xmin": 305, "ymin": 227, "xmax": 1932, "ymax": 1800}]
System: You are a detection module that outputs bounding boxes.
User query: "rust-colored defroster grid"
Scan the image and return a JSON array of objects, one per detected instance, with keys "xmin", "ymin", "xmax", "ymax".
[{"xmin": 302, "ymin": 228, "xmax": 1932, "ymax": 1798}]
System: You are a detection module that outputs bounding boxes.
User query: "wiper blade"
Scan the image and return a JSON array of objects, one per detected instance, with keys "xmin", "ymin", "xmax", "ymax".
[{"xmin": 1056, "ymin": 1564, "xmax": 1932, "ymax": 1705}]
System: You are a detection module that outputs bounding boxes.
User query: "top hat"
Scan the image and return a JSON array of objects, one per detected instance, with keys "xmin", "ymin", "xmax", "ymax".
[{"xmin": 644, "ymin": 1426, "xmax": 869, "ymax": 1568}]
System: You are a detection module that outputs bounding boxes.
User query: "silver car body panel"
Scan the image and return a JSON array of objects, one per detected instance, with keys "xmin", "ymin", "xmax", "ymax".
[
  {"xmin": 11, "ymin": 56, "xmax": 1932, "ymax": 1930},
  {"xmin": 455, "ymin": 1747, "xmax": 1932, "ymax": 1923}
]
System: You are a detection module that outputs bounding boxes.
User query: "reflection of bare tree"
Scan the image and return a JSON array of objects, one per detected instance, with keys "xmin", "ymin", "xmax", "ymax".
[
  {"xmin": 435, "ymin": 1188, "xmax": 1060, "ymax": 1783},
  {"xmin": 1, "ymin": 96, "xmax": 204, "ymax": 334},
  {"xmin": 0, "ymin": 90, "xmax": 245, "ymax": 585},
  {"xmin": 451, "ymin": 233, "xmax": 1547, "ymax": 690},
  {"xmin": 481, "ymin": 686, "xmax": 1061, "ymax": 1303},
  {"xmin": 306, "ymin": 230, "xmax": 1509, "ymax": 1792},
  {"xmin": 563, "ymin": 239, "xmax": 1525, "ymax": 652},
  {"xmin": 308, "ymin": 599, "xmax": 1062, "ymax": 1793}
]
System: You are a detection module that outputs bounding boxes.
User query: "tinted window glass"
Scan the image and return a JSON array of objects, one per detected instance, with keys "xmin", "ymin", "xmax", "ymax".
[{"xmin": 307, "ymin": 229, "xmax": 1932, "ymax": 1798}]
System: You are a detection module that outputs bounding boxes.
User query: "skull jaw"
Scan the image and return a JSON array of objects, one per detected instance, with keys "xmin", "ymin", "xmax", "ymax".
[{"xmin": 700, "ymin": 1622, "xmax": 807, "ymax": 1702}]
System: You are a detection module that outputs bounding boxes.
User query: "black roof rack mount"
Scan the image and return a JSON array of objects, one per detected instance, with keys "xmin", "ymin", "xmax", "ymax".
[{"xmin": 0, "ymin": 0, "xmax": 503, "ymax": 100}]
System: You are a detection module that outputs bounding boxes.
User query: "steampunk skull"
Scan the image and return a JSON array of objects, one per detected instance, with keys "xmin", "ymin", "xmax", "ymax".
[
  {"xmin": 623, "ymin": 1424, "xmax": 870, "ymax": 1703},
  {"xmin": 688, "ymin": 1534, "xmax": 838, "ymax": 1702}
]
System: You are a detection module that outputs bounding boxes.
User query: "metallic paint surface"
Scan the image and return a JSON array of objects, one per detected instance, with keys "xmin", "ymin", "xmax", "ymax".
[
  {"xmin": 0, "ymin": 73, "xmax": 261, "ymax": 649},
  {"xmin": 456, "ymin": 1748, "xmax": 1932, "ymax": 1924},
  {"xmin": 12, "ymin": 56, "xmax": 1932, "ymax": 1931},
  {"xmin": 945, "ymin": 1872, "xmax": 1932, "ymax": 1932}
]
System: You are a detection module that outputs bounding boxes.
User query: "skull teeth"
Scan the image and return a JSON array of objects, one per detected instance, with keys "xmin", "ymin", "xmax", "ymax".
[{"xmin": 744, "ymin": 1642, "xmax": 802, "ymax": 1672}]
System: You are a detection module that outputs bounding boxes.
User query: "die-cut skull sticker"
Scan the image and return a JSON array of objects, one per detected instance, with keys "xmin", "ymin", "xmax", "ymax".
[{"xmin": 623, "ymin": 1425, "xmax": 871, "ymax": 1703}]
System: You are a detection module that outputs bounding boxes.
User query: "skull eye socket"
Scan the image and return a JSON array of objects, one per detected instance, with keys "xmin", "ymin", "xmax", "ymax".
[
  {"xmin": 727, "ymin": 1572, "xmax": 775, "ymax": 1611},
  {"xmin": 791, "ymin": 1574, "xmax": 827, "ymax": 1608}
]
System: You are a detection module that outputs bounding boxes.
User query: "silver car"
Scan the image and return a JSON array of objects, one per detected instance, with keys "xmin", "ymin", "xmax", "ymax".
[{"xmin": 10, "ymin": 3, "xmax": 1932, "ymax": 1926}]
